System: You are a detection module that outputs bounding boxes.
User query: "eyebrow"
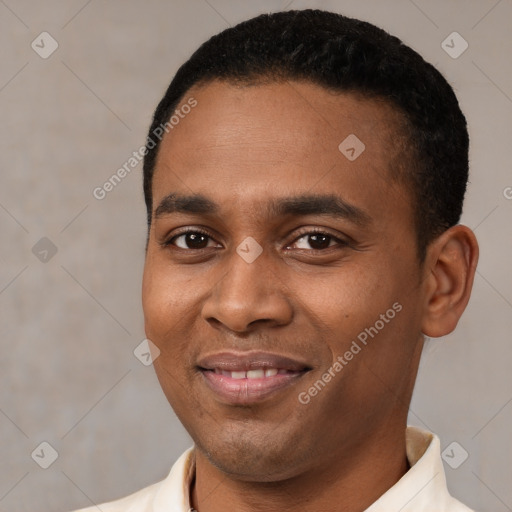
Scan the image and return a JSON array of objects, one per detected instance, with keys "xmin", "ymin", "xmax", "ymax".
[
  {"xmin": 154, "ymin": 192, "xmax": 371, "ymax": 227},
  {"xmin": 155, "ymin": 193, "xmax": 217, "ymax": 218}
]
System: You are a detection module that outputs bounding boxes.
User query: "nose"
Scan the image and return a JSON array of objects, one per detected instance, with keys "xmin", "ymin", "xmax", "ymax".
[{"xmin": 201, "ymin": 247, "xmax": 293, "ymax": 334}]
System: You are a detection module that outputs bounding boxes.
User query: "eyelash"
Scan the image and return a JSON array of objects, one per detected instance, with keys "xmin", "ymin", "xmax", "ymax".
[{"xmin": 162, "ymin": 227, "xmax": 350, "ymax": 252}]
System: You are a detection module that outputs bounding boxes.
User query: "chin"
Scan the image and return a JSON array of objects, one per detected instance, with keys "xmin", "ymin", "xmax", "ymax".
[{"xmin": 194, "ymin": 423, "xmax": 312, "ymax": 482}]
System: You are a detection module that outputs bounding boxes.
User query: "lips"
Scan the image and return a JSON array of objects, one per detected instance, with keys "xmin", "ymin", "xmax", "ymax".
[{"xmin": 197, "ymin": 351, "xmax": 311, "ymax": 405}]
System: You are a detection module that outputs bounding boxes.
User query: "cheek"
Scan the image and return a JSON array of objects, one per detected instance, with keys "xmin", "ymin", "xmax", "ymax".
[
  {"xmin": 142, "ymin": 265, "xmax": 168, "ymax": 336},
  {"xmin": 144, "ymin": 270, "xmax": 198, "ymax": 406},
  {"xmin": 298, "ymin": 263, "xmax": 395, "ymax": 341},
  {"xmin": 142, "ymin": 258, "xmax": 207, "ymax": 376},
  {"xmin": 142, "ymin": 256, "xmax": 193, "ymax": 329}
]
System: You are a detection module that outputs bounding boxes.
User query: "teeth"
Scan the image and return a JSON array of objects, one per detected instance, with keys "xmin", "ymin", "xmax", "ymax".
[
  {"xmin": 247, "ymin": 369, "xmax": 265, "ymax": 379},
  {"xmin": 214, "ymin": 368, "xmax": 284, "ymax": 379}
]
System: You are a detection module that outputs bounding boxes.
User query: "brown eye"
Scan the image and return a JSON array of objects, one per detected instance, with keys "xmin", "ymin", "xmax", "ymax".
[
  {"xmin": 292, "ymin": 233, "xmax": 338, "ymax": 250},
  {"xmin": 307, "ymin": 234, "xmax": 332, "ymax": 250},
  {"xmin": 171, "ymin": 231, "xmax": 214, "ymax": 249}
]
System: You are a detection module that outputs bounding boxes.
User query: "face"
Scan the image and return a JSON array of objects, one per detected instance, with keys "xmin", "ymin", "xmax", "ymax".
[{"xmin": 142, "ymin": 80, "xmax": 427, "ymax": 482}]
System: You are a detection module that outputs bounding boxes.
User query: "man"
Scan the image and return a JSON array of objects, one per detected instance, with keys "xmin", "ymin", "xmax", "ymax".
[{"xmin": 76, "ymin": 9, "xmax": 479, "ymax": 512}]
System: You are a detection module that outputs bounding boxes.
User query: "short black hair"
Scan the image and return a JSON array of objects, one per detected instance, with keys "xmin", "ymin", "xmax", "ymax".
[{"xmin": 143, "ymin": 9, "xmax": 469, "ymax": 260}]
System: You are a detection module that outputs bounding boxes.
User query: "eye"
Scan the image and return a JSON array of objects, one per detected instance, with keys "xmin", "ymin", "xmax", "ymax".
[
  {"xmin": 168, "ymin": 230, "xmax": 220, "ymax": 250},
  {"xmin": 288, "ymin": 231, "xmax": 346, "ymax": 251}
]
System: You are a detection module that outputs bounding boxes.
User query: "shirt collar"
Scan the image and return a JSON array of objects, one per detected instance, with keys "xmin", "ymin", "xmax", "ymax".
[
  {"xmin": 154, "ymin": 426, "xmax": 467, "ymax": 512},
  {"xmin": 365, "ymin": 426, "xmax": 462, "ymax": 511}
]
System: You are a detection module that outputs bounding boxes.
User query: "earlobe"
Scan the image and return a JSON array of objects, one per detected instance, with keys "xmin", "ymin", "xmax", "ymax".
[{"xmin": 421, "ymin": 225, "xmax": 479, "ymax": 338}]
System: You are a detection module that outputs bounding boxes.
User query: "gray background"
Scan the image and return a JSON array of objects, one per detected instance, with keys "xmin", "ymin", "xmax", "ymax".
[{"xmin": 0, "ymin": 0, "xmax": 511, "ymax": 511}]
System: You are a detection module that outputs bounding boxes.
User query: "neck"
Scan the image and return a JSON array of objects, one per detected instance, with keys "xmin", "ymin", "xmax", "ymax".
[{"xmin": 190, "ymin": 422, "xmax": 409, "ymax": 512}]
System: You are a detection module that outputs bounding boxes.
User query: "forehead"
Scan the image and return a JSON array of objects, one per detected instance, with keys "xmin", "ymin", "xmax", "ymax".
[{"xmin": 152, "ymin": 80, "xmax": 410, "ymax": 223}]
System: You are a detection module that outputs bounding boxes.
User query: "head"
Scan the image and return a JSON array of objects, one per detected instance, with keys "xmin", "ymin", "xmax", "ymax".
[
  {"xmin": 143, "ymin": 9, "xmax": 470, "ymax": 261},
  {"xmin": 141, "ymin": 10, "xmax": 478, "ymax": 483}
]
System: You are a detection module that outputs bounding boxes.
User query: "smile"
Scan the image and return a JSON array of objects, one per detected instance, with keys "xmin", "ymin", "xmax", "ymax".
[
  {"xmin": 197, "ymin": 351, "xmax": 311, "ymax": 405},
  {"xmin": 212, "ymin": 368, "xmax": 297, "ymax": 379}
]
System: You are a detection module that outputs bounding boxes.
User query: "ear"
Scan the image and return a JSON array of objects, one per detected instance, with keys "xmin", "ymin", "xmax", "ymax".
[{"xmin": 421, "ymin": 225, "xmax": 479, "ymax": 338}]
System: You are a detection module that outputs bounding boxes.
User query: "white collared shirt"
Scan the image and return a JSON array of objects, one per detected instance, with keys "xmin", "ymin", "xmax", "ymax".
[{"xmin": 73, "ymin": 426, "xmax": 474, "ymax": 512}]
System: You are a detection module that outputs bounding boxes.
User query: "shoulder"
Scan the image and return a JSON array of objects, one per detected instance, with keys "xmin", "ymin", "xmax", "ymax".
[
  {"xmin": 71, "ymin": 447, "xmax": 195, "ymax": 512},
  {"xmin": 72, "ymin": 480, "xmax": 163, "ymax": 512},
  {"xmin": 444, "ymin": 496, "xmax": 477, "ymax": 512}
]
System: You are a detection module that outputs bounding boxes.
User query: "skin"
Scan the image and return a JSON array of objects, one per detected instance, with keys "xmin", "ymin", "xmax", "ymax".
[{"xmin": 142, "ymin": 80, "xmax": 478, "ymax": 512}]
